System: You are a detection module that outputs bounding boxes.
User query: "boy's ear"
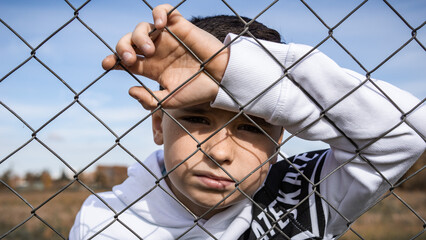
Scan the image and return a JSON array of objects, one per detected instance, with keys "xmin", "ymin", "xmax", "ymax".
[{"xmin": 152, "ymin": 110, "xmax": 164, "ymax": 145}]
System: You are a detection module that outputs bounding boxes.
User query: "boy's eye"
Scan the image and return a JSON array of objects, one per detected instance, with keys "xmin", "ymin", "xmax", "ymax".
[
  {"xmin": 238, "ymin": 124, "xmax": 262, "ymax": 134},
  {"xmin": 182, "ymin": 116, "xmax": 210, "ymax": 125}
]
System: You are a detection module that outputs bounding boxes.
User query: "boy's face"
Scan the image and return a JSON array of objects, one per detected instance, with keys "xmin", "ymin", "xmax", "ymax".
[{"xmin": 152, "ymin": 103, "xmax": 282, "ymax": 218}]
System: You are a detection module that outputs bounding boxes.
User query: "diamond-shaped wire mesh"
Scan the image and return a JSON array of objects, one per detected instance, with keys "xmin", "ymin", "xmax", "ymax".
[{"xmin": 1, "ymin": 0, "xmax": 425, "ymax": 239}]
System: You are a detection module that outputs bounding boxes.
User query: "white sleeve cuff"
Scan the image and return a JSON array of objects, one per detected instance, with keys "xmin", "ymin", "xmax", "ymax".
[{"xmin": 211, "ymin": 33, "xmax": 291, "ymax": 123}]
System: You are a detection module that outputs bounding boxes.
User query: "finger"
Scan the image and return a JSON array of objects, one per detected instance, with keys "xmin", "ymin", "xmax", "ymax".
[
  {"xmin": 129, "ymin": 86, "xmax": 169, "ymax": 110},
  {"xmin": 152, "ymin": 4, "xmax": 182, "ymax": 29},
  {"xmin": 116, "ymin": 32, "xmax": 138, "ymax": 66},
  {"xmin": 102, "ymin": 54, "xmax": 117, "ymax": 70},
  {"xmin": 131, "ymin": 22, "xmax": 156, "ymax": 57},
  {"xmin": 102, "ymin": 53, "xmax": 150, "ymax": 77},
  {"xmin": 101, "ymin": 54, "xmax": 134, "ymax": 71},
  {"xmin": 152, "ymin": 4, "xmax": 171, "ymax": 29},
  {"xmin": 152, "ymin": 6, "xmax": 166, "ymax": 30}
]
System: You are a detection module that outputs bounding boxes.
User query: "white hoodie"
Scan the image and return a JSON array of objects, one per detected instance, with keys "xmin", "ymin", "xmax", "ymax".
[{"xmin": 70, "ymin": 34, "xmax": 425, "ymax": 239}]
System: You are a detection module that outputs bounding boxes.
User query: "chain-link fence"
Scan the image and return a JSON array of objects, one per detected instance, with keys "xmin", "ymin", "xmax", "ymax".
[{"xmin": 1, "ymin": 0, "xmax": 425, "ymax": 239}]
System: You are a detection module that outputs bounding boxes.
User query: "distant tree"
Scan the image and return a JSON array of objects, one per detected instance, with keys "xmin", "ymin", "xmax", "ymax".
[
  {"xmin": 0, "ymin": 169, "xmax": 13, "ymax": 190},
  {"xmin": 1, "ymin": 169, "xmax": 13, "ymax": 184},
  {"xmin": 25, "ymin": 172, "xmax": 38, "ymax": 186},
  {"xmin": 40, "ymin": 170, "xmax": 53, "ymax": 190},
  {"xmin": 52, "ymin": 169, "xmax": 73, "ymax": 190},
  {"xmin": 58, "ymin": 169, "xmax": 70, "ymax": 181}
]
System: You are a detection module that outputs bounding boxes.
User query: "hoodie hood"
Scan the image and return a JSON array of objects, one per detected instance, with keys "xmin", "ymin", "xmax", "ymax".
[{"xmin": 112, "ymin": 150, "xmax": 253, "ymax": 239}]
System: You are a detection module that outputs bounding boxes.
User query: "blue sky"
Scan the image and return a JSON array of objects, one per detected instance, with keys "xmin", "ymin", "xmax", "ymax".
[{"xmin": 0, "ymin": 0, "xmax": 425, "ymax": 178}]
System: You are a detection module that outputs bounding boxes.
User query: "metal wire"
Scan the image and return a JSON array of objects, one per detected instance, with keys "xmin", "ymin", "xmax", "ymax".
[{"xmin": 0, "ymin": 0, "xmax": 424, "ymax": 239}]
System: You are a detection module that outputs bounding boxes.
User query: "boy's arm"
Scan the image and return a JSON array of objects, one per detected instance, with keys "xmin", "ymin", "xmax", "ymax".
[{"xmin": 211, "ymin": 33, "xmax": 425, "ymax": 235}]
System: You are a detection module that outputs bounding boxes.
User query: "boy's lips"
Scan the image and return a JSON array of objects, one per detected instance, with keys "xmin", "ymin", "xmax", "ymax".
[{"xmin": 195, "ymin": 172, "xmax": 234, "ymax": 190}]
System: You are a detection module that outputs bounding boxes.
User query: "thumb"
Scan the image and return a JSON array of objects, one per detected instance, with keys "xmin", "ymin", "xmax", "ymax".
[{"xmin": 129, "ymin": 86, "xmax": 169, "ymax": 110}]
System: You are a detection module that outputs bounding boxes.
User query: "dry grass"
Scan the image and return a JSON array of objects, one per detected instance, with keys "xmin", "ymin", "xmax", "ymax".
[
  {"xmin": 340, "ymin": 189, "xmax": 425, "ymax": 240},
  {"xmin": 0, "ymin": 187, "xmax": 91, "ymax": 240},
  {"xmin": 0, "ymin": 188, "xmax": 424, "ymax": 239}
]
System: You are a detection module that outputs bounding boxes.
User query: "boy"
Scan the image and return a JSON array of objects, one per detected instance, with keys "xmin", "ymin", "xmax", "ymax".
[{"xmin": 70, "ymin": 4, "xmax": 425, "ymax": 239}]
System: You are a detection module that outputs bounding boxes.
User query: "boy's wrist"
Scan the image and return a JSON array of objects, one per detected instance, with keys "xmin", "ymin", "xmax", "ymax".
[{"xmin": 212, "ymin": 34, "xmax": 289, "ymax": 122}]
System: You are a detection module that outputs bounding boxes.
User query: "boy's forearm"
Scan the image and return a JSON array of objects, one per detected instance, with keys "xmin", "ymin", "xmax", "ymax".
[
  {"xmin": 212, "ymin": 33, "xmax": 424, "ymax": 161},
  {"xmin": 213, "ymin": 33, "xmax": 424, "ymax": 140},
  {"xmin": 212, "ymin": 33, "xmax": 425, "ymax": 235}
]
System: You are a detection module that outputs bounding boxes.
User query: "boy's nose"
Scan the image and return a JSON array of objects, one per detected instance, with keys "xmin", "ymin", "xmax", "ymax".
[{"xmin": 202, "ymin": 128, "xmax": 235, "ymax": 165}]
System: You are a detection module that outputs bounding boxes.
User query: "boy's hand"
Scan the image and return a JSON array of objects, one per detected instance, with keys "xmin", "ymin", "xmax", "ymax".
[{"xmin": 102, "ymin": 4, "xmax": 228, "ymax": 110}]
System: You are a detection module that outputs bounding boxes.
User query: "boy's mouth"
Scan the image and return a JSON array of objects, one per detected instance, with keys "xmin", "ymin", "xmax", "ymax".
[{"xmin": 195, "ymin": 173, "xmax": 234, "ymax": 190}]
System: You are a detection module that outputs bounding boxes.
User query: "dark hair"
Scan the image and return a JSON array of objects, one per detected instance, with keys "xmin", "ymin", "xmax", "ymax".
[
  {"xmin": 191, "ymin": 15, "xmax": 282, "ymax": 43},
  {"xmin": 160, "ymin": 15, "xmax": 281, "ymax": 90}
]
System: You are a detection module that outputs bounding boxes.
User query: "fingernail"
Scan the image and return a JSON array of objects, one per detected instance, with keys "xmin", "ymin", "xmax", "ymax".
[
  {"xmin": 122, "ymin": 52, "xmax": 132, "ymax": 63},
  {"xmin": 155, "ymin": 18, "xmax": 163, "ymax": 27},
  {"xmin": 142, "ymin": 44, "xmax": 151, "ymax": 52}
]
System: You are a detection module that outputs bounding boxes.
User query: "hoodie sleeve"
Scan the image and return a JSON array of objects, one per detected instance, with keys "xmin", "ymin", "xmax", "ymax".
[{"xmin": 211, "ymin": 33, "xmax": 425, "ymax": 236}]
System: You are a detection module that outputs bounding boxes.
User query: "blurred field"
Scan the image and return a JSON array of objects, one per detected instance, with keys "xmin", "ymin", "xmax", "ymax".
[
  {"xmin": 0, "ymin": 188, "xmax": 424, "ymax": 239},
  {"xmin": 340, "ymin": 189, "xmax": 425, "ymax": 240},
  {"xmin": 0, "ymin": 187, "xmax": 91, "ymax": 240}
]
